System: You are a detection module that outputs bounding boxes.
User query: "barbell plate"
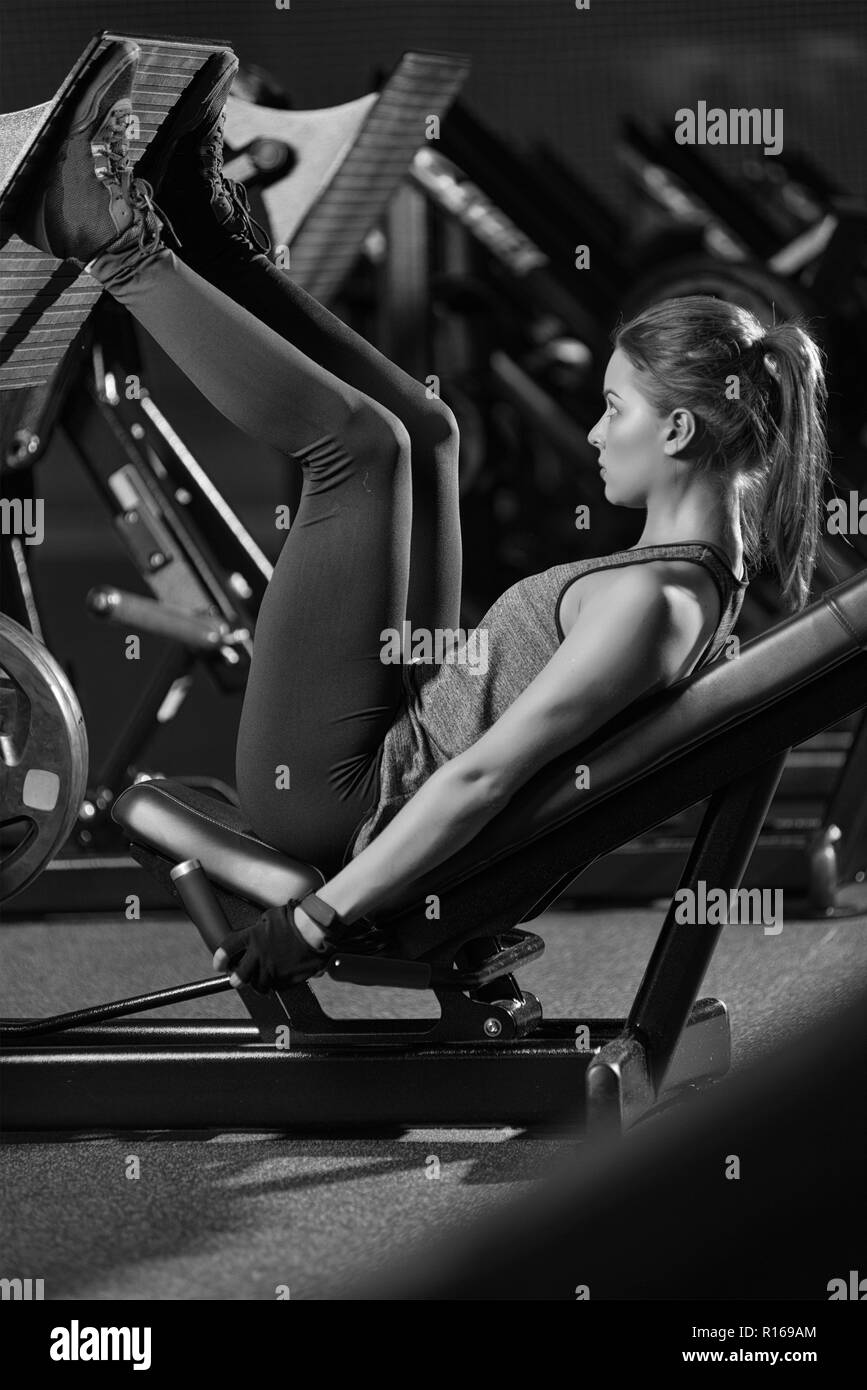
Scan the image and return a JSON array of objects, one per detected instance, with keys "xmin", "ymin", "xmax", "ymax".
[{"xmin": 0, "ymin": 613, "xmax": 88, "ymax": 903}]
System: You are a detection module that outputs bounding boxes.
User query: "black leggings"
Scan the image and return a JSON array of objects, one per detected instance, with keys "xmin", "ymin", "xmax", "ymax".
[{"xmin": 97, "ymin": 248, "xmax": 462, "ymax": 872}]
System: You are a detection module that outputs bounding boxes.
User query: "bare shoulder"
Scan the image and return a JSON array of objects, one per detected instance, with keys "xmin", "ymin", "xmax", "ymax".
[
  {"xmin": 652, "ymin": 556, "xmax": 721, "ymax": 603},
  {"xmin": 642, "ymin": 558, "xmax": 721, "ymax": 675},
  {"xmin": 561, "ymin": 557, "xmax": 674, "ymax": 633},
  {"xmin": 648, "ymin": 557, "xmax": 721, "ymax": 633},
  {"xmin": 562, "ymin": 557, "xmax": 720, "ymax": 683},
  {"xmin": 574, "ymin": 557, "xmax": 718, "ymax": 616}
]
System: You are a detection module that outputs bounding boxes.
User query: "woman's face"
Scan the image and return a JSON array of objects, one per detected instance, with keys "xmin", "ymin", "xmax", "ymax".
[{"xmin": 587, "ymin": 348, "xmax": 675, "ymax": 508}]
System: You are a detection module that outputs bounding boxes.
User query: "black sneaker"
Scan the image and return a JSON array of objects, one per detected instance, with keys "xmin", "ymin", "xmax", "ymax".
[
  {"xmin": 15, "ymin": 39, "xmax": 162, "ymax": 266},
  {"xmin": 138, "ymin": 49, "xmax": 271, "ymax": 268}
]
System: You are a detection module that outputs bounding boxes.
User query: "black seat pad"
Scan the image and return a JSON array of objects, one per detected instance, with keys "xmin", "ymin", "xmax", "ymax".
[{"xmin": 112, "ymin": 779, "xmax": 324, "ymax": 907}]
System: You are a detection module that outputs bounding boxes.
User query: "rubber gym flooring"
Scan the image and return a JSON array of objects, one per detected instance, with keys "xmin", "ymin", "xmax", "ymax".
[{"xmin": 2, "ymin": 891, "xmax": 865, "ymax": 1300}]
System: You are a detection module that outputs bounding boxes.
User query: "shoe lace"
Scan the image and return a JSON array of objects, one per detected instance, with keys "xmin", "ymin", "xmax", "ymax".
[
  {"xmin": 200, "ymin": 114, "xmax": 272, "ymax": 254},
  {"xmin": 94, "ymin": 108, "xmax": 177, "ymax": 252},
  {"xmin": 128, "ymin": 175, "xmax": 179, "ymax": 252}
]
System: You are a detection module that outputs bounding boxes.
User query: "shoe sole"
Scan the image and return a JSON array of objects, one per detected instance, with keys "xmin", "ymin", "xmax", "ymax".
[
  {"xmin": 68, "ymin": 43, "xmax": 138, "ymax": 137},
  {"xmin": 15, "ymin": 39, "xmax": 141, "ymax": 258},
  {"xmin": 4, "ymin": 36, "xmax": 138, "ymax": 216},
  {"xmin": 136, "ymin": 50, "xmax": 239, "ymax": 190}
]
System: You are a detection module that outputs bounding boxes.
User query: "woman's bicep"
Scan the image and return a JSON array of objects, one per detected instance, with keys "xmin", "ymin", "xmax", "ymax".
[{"xmin": 454, "ymin": 571, "xmax": 674, "ymax": 799}]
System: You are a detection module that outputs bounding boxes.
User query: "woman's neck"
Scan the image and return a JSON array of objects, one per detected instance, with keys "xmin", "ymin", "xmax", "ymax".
[{"xmin": 633, "ymin": 481, "xmax": 745, "ymax": 576}]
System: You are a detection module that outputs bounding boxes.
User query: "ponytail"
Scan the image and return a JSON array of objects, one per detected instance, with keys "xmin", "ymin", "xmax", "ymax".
[
  {"xmin": 743, "ymin": 323, "xmax": 829, "ymax": 611},
  {"xmin": 615, "ymin": 296, "xmax": 830, "ymax": 612}
]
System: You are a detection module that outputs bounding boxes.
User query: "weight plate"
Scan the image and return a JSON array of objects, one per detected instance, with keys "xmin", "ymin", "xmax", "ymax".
[{"xmin": 0, "ymin": 613, "xmax": 88, "ymax": 902}]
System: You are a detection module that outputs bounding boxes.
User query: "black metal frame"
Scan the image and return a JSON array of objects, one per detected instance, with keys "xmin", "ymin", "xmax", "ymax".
[
  {"xmin": 0, "ymin": 755, "xmax": 792, "ymax": 1134},
  {"xmin": 0, "ymin": 1006, "xmax": 730, "ymax": 1132}
]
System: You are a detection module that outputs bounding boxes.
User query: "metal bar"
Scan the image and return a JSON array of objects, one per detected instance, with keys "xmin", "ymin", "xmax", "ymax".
[
  {"xmin": 628, "ymin": 752, "xmax": 788, "ymax": 1090},
  {"xmin": 824, "ymin": 706, "xmax": 867, "ymax": 884},
  {"xmin": 0, "ymin": 534, "xmax": 43, "ymax": 636},
  {"xmin": 587, "ymin": 998, "xmax": 730, "ymax": 1134},
  {"xmin": 489, "ymin": 349, "xmax": 600, "ymax": 475},
  {"xmin": 379, "ymin": 182, "xmax": 430, "ymax": 377},
  {"xmin": 0, "ymin": 976, "xmax": 234, "ymax": 1039},
  {"xmin": 61, "ymin": 387, "xmax": 215, "ymax": 615},
  {"xmin": 0, "ymin": 1003, "xmax": 727, "ymax": 1131},
  {"xmin": 136, "ymin": 393, "xmax": 272, "ymax": 604},
  {"xmin": 92, "ymin": 643, "xmax": 194, "ymax": 793},
  {"xmin": 0, "ymin": 1045, "xmax": 592, "ymax": 1130},
  {"xmin": 654, "ymin": 130, "xmax": 785, "ymax": 259}
]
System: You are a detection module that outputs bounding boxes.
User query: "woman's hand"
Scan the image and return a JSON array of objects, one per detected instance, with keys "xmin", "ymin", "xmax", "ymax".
[{"xmin": 213, "ymin": 901, "xmax": 330, "ymax": 992}]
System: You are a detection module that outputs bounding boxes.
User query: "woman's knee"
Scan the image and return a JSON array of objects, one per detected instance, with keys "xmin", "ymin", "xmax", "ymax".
[
  {"xmin": 411, "ymin": 399, "xmax": 460, "ymax": 454},
  {"xmin": 343, "ymin": 399, "xmax": 412, "ymax": 474}
]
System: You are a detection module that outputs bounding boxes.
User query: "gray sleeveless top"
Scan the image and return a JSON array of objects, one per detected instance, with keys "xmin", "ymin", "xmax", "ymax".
[{"xmin": 345, "ymin": 541, "xmax": 748, "ymax": 861}]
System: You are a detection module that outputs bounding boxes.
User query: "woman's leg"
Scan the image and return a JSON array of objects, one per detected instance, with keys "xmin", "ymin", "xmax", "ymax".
[
  {"xmin": 89, "ymin": 244, "xmax": 414, "ymax": 871},
  {"xmin": 199, "ymin": 252, "xmax": 463, "ymax": 635}
]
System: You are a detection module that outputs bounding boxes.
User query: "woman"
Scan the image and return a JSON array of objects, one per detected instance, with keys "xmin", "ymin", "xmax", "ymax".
[{"xmin": 19, "ymin": 43, "xmax": 829, "ymax": 990}]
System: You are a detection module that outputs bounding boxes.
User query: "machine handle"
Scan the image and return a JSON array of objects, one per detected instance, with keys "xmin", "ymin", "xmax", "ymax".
[
  {"xmin": 170, "ymin": 859, "xmax": 234, "ymax": 954},
  {"xmin": 88, "ymin": 586, "xmax": 238, "ymax": 651},
  {"xmin": 171, "ymin": 864, "xmax": 436, "ymax": 991}
]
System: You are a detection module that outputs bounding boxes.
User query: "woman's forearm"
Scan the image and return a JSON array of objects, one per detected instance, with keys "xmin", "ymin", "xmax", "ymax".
[{"xmin": 314, "ymin": 761, "xmax": 506, "ymax": 926}]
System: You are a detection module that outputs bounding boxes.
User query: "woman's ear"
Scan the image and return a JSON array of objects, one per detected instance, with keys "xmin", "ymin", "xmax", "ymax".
[{"xmin": 663, "ymin": 407, "xmax": 697, "ymax": 456}]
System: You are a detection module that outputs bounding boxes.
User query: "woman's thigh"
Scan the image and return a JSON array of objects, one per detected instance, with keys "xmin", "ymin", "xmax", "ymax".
[
  {"xmin": 203, "ymin": 254, "xmax": 464, "ymax": 633},
  {"xmin": 235, "ymin": 405, "xmax": 413, "ymax": 873}
]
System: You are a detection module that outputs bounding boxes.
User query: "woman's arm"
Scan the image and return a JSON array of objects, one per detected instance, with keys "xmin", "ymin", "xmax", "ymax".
[{"xmin": 302, "ymin": 565, "xmax": 689, "ymax": 935}]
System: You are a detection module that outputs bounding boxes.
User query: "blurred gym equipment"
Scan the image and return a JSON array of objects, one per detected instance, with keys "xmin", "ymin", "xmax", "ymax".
[
  {"xmin": 405, "ymin": 100, "xmax": 632, "ymax": 606},
  {"xmin": 620, "ymin": 116, "xmax": 867, "ymax": 522},
  {"xmin": 0, "ymin": 614, "xmax": 88, "ymax": 902},
  {"xmin": 223, "ymin": 50, "xmax": 470, "ymax": 304}
]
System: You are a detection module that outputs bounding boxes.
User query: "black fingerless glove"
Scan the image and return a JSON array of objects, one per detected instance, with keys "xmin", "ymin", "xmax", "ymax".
[{"xmin": 222, "ymin": 898, "xmax": 335, "ymax": 994}]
